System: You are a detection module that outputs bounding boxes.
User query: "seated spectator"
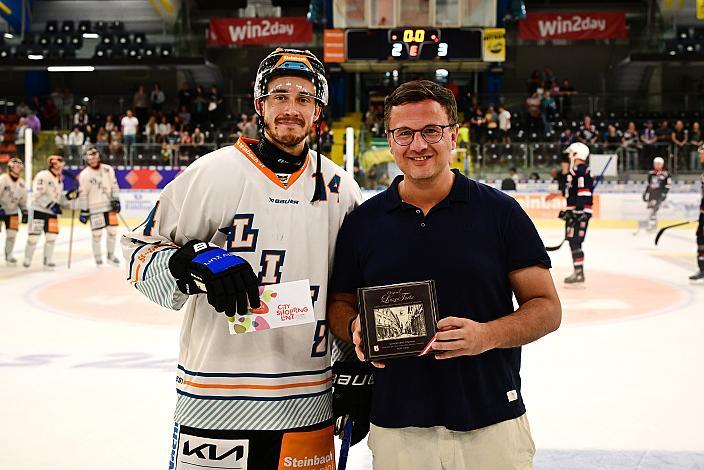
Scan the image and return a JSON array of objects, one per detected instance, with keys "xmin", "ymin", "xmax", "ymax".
[
  {"xmin": 104, "ymin": 114, "xmax": 116, "ymax": 133},
  {"xmin": 192, "ymin": 126, "xmax": 206, "ymax": 145},
  {"xmin": 529, "ymin": 172, "xmax": 540, "ymax": 181},
  {"xmin": 67, "ymin": 126, "xmax": 85, "ymax": 161},
  {"xmin": 655, "ymin": 120, "xmax": 672, "ymax": 143},
  {"xmin": 178, "ymin": 105, "xmax": 192, "ymax": 126},
  {"xmin": 576, "ymin": 116, "xmax": 598, "ymax": 145},
  {"xmin": 604, "ymin": 124, "xmax": 622, "ymax": 150},
  {"xmin": 559, "ymin": 128, "xmax": 575, "ymax": 146},
  {"xmin": 73, "ymin": 107, "xmax": 89, "ymax": 129},
  {"xmin": 157, "ymin": 116, "xmax": 172, "ymax": 143}
]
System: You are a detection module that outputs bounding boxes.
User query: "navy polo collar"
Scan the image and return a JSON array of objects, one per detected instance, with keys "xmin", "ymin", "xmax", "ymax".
[{"xmin": 383, "ymin": 169, "xmax": 471, "ymax": 212}]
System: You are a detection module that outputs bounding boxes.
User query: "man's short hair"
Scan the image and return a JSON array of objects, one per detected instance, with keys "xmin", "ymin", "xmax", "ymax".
[{"xmin": 383, "ymin": 80, "xmax": 458, "ymax": 130}]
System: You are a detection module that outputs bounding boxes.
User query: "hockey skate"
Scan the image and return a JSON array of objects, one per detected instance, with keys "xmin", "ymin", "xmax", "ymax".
[
  {"xmin": 6, "ymin": 256, "xmax": 17, "ymax": 267},
  {"xmin": 22, "ymin": 259, "xmax": 31, "ymax": 268},
  {"xmin": 95, "ymin": 257, "xmax": 103, "ymax": 267},
  {"xmin": 689, "ymin": 271, "xmax": 704, "ymax": 284},
  {"xmin": 43, "ymin": 258, "xmax": 56, "ymax": 271},
  {"xmin": 564, "ymin": 270, "xmax": 585, "ymax": 284},
  {"xmin": 106, "ymin": 255, "xmax": 120, "ymax": 267}
]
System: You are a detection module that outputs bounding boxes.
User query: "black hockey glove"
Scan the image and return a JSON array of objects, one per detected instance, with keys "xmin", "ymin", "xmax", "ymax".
[
  {"xmin": 558, "ymin": 209, "xmax": 575, "ymax": 222},
  {"xmin": 111, "ymin": 199, "xmax": 121, "ymax": 213},
  {"xmin": 79, "ymin": 210, "xmax": 89, "ymax": 224},
  {"xmin": 168, "ymin": 240, "xmax": 261, "ymax": 317},
  {"xmin": 577, "ymin": 211, "xmax": 591, "ymax": 223},
  {"xmin": 48, "ymin": 202, "xmax": 62, "ymax": 215},
  {"xmin": 21, "ymin": 210, "xmax": 28, "ymax": 224},
  {"xmin": 65, "ymin": 189, "xmax": 78, "ymax": 200},
  {"xmin": 642, "ymin": 192, "xmax": 649, "ymax": 202},
  {"xmin": 332, "ymin": 360, "xmax": 375, "ymax": 448}
]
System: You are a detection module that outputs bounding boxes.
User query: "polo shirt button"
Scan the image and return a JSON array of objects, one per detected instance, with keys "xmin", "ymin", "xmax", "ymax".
[{"xmin": 420, "ymin": 222, "xmax": 426, "ymax": 227}]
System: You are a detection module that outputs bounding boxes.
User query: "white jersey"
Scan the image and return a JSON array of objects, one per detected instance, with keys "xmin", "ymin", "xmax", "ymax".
[
  {"xmin": 32, "ymin": 170, "xmax": 70, "ymax": 215},
  {"xmin": 78, "ymin": 164, "xmax": 120, "ymax": 214},
  {"xmin": 121, "ymin": 137, "xmax": 362, "ymax": 431},
  {"xmin": 0, "ymin": 174, "xmax": 28, "ymax": 214}
]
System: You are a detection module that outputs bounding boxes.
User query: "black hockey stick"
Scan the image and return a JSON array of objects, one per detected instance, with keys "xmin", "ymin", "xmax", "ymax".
[
  {"xmin": 654, "ymin": 219, "xmax": 698, "ymax": 246},
  {"xmin": 545, "ymin": 156, "xmax": 613, "ymax": 251}
]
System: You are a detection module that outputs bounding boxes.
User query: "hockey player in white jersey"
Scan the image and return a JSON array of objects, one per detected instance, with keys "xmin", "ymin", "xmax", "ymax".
[
  {"xmin": 24, "ymin": 155, "xmax": 78, "ymax": 269},
  {"xmin": 0, "ymin": 158, "xmax": 28, "ymax": 266},
  {"xmin": 78, "ymin": 145, "xmax": 121, "ymax": 266},
  {"xmin": 121, "ymin": 48, "xmax": 361, "ymax": 470}
]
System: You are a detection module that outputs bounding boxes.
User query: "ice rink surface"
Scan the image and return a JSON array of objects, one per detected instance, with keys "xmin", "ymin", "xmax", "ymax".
[{"xmin": 1, "ymin": 218, "xmax": 703, "ymax": 469}]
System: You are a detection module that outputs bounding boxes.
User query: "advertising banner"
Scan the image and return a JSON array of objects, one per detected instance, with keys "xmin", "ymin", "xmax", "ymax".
[
  {"xmin": 519, "ymin": 12, "xmax": 628, "ymax": 41},
  {"xmin": 208, "ymin": 17, "xmax": 313, "ymax": 46}
]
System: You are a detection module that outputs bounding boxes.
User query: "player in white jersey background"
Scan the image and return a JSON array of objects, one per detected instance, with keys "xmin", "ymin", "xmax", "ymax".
[
  {"xmin": 0, "ymin": 157, "xmax": 28, "ymax": 266},
  {"xmin": 24, "ymin": 155, "xmax": 78, "ymax": 269},
  {"xmin": 77, "ymin": 145, "xmax": 122, "ymax": 267},
  {"xmin": 121, "ymin": 48, "xmax": 362, "ymax": 470}
]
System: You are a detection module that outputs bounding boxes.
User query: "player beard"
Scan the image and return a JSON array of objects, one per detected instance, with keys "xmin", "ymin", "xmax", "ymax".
[{"xmin": 264, "ymin": 116, "xmax": 310, "ymax": 149}]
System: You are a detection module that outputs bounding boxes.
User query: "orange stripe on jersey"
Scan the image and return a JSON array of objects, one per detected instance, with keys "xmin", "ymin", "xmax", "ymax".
[
  {"xmin": 235, "ymin": 137, "xmax": 310, "ymax": 190},
  {"xmin": 183, "ymin": 376, "xmax": 332, "ymax": 391}
]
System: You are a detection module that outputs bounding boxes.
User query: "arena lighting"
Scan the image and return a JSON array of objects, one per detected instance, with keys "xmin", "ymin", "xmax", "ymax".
[
  {"xmin": 82, "ymin": 33, "xmax": 99, "ymax": 39},
  {"xmin": 47, "ymin": 66, "xmax": 95, "ymax": 72},
  {"xmin": 28, "ymin": 54, "xmax": 44, "ymax": 60}
]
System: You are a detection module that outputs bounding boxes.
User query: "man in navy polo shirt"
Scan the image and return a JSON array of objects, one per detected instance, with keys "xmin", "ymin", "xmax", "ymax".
[{"xmin": 328, "ymin": 80, "xmax": 562, "ymax": 469}]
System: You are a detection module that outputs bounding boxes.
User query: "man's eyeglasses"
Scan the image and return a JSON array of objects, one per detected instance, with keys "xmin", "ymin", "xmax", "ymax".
[{"xmin": 387, "ymin": 124, "xmax": 455, "ymax": 146}]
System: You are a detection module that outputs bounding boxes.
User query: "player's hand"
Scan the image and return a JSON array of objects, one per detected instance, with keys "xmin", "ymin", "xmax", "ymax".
[
  {"xmin": 111, "ymin": 199, "xmax": 121, "ymax": 213},
  {"xmin": 168, "ymin": 240, "xmax": 261, "ymax": 317},
  {"xmin": 350, "ymin": 315, "xmax": 385, "ymax": 368},
  {"xmin": 559, "ymin": 209, "xmax": 575, "ymax": 222},
  {"xmin": 48, "ymin": 202, "xmax": 62, "ymax": 215},
  {"xmin": 431, "ymin": 316, "xmax": 494, "ymax": 359},
  {"xmin": 79, "ymin": 210, "xmax": 89, "ymax": 224}
]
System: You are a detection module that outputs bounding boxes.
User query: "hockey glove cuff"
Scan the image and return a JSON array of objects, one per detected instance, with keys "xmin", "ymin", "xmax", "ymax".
[
  {"xmin": 332, "ymin": 360, "xmax": 375, "ymax": 447},
  {"xmin": 168, "ymin": 240, "xmax": 261, "ymax": 316},
  {"xmin": 79, "ymin": 210, "xmax": 89, "ymax": 224}
]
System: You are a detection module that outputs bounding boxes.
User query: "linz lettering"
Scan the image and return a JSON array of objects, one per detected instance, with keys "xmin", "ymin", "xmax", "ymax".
[
  {"xmin": 380, "ymin": 289, "xmax": 414, "ymax": 304},
  {"xmin": 537, "ymin": 15, "xmax": 607, "ymax": 38},
  {"xmin": 228, "ymin": 20, "xmax": 295, "ymax": 42},
  {"xmin": 182, "ymin": 441, "xmax": 244, "ymax": 461}
]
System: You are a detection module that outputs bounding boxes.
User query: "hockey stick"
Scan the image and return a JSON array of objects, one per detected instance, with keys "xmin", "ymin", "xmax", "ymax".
[
  {"xmin": 654, "ymin": 219, "xmax": 698, "ymax": 246},
  {"xmin": 545, "ymin": 156, "xmax": 613, "ymax": 251},
  {"xmin": 117, "ymin": 212, "xmax": 132, "ymax": 232},
  {"xmin": 67, "ymin": 207, "xmax": 76, "ymax": 269}
]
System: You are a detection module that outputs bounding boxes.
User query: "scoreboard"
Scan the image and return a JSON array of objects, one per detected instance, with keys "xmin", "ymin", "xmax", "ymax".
[{"xmin": 345, "ymin": 28, "xmax": 482, "ymax": 61}]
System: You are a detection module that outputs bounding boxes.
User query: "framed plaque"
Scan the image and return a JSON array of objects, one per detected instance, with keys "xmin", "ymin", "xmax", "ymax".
[{"xmin": 357, "ymin": 280, "xmax": 439, "ymax": 362}]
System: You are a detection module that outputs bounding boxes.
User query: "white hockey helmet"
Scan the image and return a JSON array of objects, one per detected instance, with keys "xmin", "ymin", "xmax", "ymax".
[
  {"xmin": 653, "ymin": 156, "xmax": 665, "ymax": 165},
  {"xmin": 563, "ymin": 142, "xmax": 590, "ymax": 160}
]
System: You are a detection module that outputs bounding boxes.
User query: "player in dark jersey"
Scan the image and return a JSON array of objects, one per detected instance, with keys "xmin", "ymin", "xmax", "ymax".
[
  {"xmin": 561, "ymin": 142, "xmax": 594, "ymax": 284},
  {"xmin": 643, "ymin": 157, "xmax": 672, "ymax": 232},
  {"xmin": 690, "ymin": 145, "xmax": 704, "ymax": 283}
]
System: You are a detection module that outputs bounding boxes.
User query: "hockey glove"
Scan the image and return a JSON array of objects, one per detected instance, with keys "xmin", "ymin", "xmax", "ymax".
[
  {"xmin": 332, "ymin": 360, "xmax": 375, "ymax": 448},
  {"xmin": 0, "ymin": 207, "xmax": 4, "ymax": 218},
  {"xmin": 577, "ymin": 211, "xmax": 592, "ymax": 223},
  {"xmin": 48, "ymin": 202, "xmax": 62, "ymax": 215},
  {"xmin": 168, "ymin": 240, "xmax": 261, "ymax": 317},
  {"xmin": 642, "ymin": 192, "xmax": 649, "ymax": 202},
  {"xmin": 79, "ymin": 210, "xmax": 89, "ymax": 224},
  {"xmin": 558, "ymin": 209, "xmax": 575, "ymax": 222},
  {"xmin": 65, "ymin": 189, "xmax": 79, "ymax": 200},
  {"xmin": 111, "ymin": 199, "xmax": 121, "ymax": 213},
  {"xmin": 21, "ymin": 210, "xmax": 28, "ymax": 224}
]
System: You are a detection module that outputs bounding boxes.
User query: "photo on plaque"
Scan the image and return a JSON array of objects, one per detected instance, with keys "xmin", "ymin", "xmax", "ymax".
[
  {"xmin": 373, "ymin": 303, "xmax": 427, "ymax": 341},
  {"xmin": 358, "ymin": 280, "xmax": 439, "ymax": 362}
]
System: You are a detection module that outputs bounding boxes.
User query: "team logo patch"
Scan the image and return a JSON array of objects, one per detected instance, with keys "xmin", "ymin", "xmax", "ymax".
[{"xmin": 174, "ymin": 431, "xmax": 249, "ymax": 469}]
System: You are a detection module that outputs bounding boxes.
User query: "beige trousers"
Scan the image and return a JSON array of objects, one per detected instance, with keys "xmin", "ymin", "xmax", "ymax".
[{"xmin": 367, "ymin": 414, "xmax": 535, "ymax": 470}]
